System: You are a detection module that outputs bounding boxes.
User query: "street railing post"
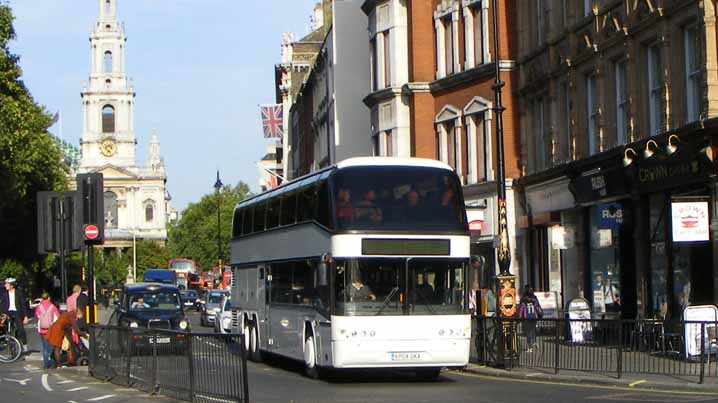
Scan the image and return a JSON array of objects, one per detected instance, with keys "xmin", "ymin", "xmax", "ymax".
[
  {"xmin": 187, "ymin": 333, "xmax": 195, "ymax": 400},
  {"xmin": 617, "ymin": 320, "xmax": 623, "ymax": 379},
  {"xmin": 125, "ymin": 330, "xmax": 132, "ymax": 387},
  {"xmin": 241, "ymin": 334, "xmax": 249, "ymax": 402},
  {"xmin": 700, "ymin": 322, "xmax": 706, "ymax": 384},
  {"xmin": 554, "ymin": 319, "xmax": 560, "ymax": 374},
  {"xmin": 152, "ymin": 331, "xmax": 159, "ymax": 394}
]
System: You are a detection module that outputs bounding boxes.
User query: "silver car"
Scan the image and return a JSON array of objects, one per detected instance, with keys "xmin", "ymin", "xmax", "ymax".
[
  {"xmin": 200, "ymin": 290, "xmax": 228, "ymax": 327},
  {"xmin": 213, "ymin": 295, "xmax": 232, "ymax": 334}
]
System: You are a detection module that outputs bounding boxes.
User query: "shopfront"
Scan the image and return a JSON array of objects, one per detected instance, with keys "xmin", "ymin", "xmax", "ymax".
[{"xmin": 517, "ymin": 127, "xmax": 718, "ymax": 320}]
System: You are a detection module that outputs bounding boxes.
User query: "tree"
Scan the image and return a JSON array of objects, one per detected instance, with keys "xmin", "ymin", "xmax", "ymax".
[
  {"xmin": 168, "ymin": 182, "xmax": 251, "ymax": 270},
  {"xmin": 0, "ymin": 4, "xmax": 67, "ymax": 270}
]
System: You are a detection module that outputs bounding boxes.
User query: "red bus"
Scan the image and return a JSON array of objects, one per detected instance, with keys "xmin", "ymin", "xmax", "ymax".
[{"xmin": 168, "ymin": 258, "xmax": 199, "ymax": 290}]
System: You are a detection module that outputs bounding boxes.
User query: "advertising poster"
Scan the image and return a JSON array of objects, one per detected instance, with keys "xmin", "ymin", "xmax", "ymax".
[
  {"xmin": 567, "ymin": 298, "xmax": 592, "ymax": 343},
  {"xmin": 684, "ymin": 305, "xmax": 718, "ymax": 357},
  {"xmin": 535, "ymin": 291, "xmax": 558, "ymax": 319},
  {"xmin": 672, "ymin": 201, "xmax": 710, "ymax": 242}
]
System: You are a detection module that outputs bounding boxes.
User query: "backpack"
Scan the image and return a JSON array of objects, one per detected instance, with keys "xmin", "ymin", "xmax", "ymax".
[{"xmin": 38, "ymin": 304, "xmax": 55, "ymax": 329}]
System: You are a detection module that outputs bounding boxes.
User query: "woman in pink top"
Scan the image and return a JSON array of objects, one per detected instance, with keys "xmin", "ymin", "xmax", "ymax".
[{"xmin": 35, "ymin": 292, "xmax": 60, "ymax": 369}]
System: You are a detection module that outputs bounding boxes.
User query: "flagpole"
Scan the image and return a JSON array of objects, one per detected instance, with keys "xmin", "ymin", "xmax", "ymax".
[{"xmin": 59, "ymin": 110, "xmax": 63, "ymax": 143}]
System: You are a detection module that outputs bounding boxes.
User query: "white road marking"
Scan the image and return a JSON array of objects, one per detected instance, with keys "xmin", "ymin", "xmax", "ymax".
[
  {"xmin": 87, "ymin": 395, "xmax": 116, "ymax": 401},
  {"xmin": 69, "ymin": 401, "xmax": 79, "ymax": 403},
  {"xmin": 66, "ymin": 386, "xmax": 89, "ymax": 392},
  {"xmin": 42, "ymin": 374, "xmax": 53, "ymax": 391},
  {"xmin": 4, "ymin": 378, "xmax": 31, "ymax": 385},
  {"xmin": 57, "ymin": 380, "xmax": 75, "ymax": 384}
]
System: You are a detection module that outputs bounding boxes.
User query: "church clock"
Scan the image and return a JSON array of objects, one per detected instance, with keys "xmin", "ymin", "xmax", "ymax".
[{"xmin": 101, "ymin": 139, "xmax": 116, "ymax": 157}]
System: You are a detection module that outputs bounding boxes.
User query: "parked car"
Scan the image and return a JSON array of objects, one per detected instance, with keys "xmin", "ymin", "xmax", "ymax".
[
  {"xmin": 213, "ymin": 295, "xmax": 232, "ymax": 334},
  {"xmin": 110, "ymin": 283, "xmax": 190, "ymax": 351},
  {"xmin": 200, "ymin": 290, "xmax": 228, "ymax": 327},
  {"xmin": 180, "ymin": 290, "xmax": 198, "ymax": 308}
]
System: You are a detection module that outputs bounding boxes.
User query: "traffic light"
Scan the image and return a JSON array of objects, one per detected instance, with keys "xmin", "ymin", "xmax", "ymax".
[
  {"xmin": 76, "ymin": 173, "xmax": 105, "ymax": 244},
  {"xmin": 36, "ymin": 191, "xmax": 82, "ymax": 254}
]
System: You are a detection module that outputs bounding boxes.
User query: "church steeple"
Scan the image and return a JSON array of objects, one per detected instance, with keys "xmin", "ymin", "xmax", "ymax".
[{"xmin": 80, "ymin": 0, "xmax": 136, "ymax": 168}]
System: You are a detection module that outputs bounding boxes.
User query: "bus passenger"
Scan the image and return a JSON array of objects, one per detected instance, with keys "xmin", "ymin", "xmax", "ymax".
[
  {"xmin": 404, "ymin": 189, "xmax": 426, "ymax": 221},
  {"xmin": 355, "ymin": 189, "xmax": 383, "ymax": 223},
  {"xmin": 335, "ymin": 189, "xmax": 354, "ymax": 226}
]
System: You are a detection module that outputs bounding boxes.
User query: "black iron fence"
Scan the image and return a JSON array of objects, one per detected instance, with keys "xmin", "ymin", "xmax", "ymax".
[
  {"xmin": 89, "ymin": 325, "xmax": 249, "ymax": 403},
  {"xmin": 475, "ymin": 316, "xmax": 718, "ymax": 383}
]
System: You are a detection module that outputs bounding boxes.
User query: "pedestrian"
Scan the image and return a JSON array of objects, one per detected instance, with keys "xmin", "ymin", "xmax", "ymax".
[
  {"xmin": 45, "ymin": 310, "xmax": 88, "ymax": 368},
  {"xmin": 0, "ymin": 278, "xmax": 30, "ymax": 352},
  {"xmin": 517, "ymin": 284, "xmax": 543, "ymax": 352},
  {"xmin": 35, "ymin": 292, "xmax": 60, "ymax": 369},
  {"xmin": 66, "ymin": 284, "xmax": 81, "ymax": 312},
  {"xmin": 77, "ymin": 285, "xmax": 89, "ymax": 330}
]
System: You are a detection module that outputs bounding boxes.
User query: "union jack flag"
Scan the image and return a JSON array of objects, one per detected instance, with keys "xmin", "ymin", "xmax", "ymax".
[{"xmin": 260, "ymin": 104, "xmax": 284, "ymax": 138}]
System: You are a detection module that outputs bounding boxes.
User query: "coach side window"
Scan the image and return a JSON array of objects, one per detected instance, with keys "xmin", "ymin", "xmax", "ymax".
[
  {"xmin": 241, "ymin": 206, "xmax": 253, "ymax": 235},
  {"xmin": 232, "ymin": 209, "xmax": 243, "ymax": 237},
  {"xmin": 297, "ymin": 185, "xmax": 317, "ymax": 222},
  {"xmin": 316, "ymin": 180, "xmax": 332, "ymax": 228},
  {"xmin": 280, "ymin": 192, "xmax": 297, "ymax": 226},
  {"xmin": 253, "ymin": 201, "xmax": 267, "ymax": 233},
  {"xmin": 266, "ymin": 197, "xmax": 280, "ymax": 229}
]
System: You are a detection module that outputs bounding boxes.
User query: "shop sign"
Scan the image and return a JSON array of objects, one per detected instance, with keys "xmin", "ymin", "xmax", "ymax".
[
  {"xmin": 596, "ymin": 203, "xmax": 624, "ymax": 229},
  {"xmin": 468, "ymin": 220, "xmax": 484, "ymax": 232},
  {"xmin": 526, "ymin": 178, "xmax": 575, "ymax": 215},
  {"xmin": 535, "ymin": 291, "xmax": 558, "ymax": 319},
  {"xmin": 632, "ymin": 155, "xmax": 712, "ymax": 194},
  {"xmin": 671, "ymin": 201, "xmax": 710, "ymax": 242},
  {"xmin": 683, "ymin": 305, "xmax": 718, "ymax": 357},
  {"xmin": 571, "ymin": 167, "xmax": 627, "ymax": 204}
]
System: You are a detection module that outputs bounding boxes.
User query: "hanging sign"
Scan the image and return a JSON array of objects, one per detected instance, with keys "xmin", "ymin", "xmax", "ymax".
[{"xmin": 671, "ymin": 201, "xmax": 710, "ymax": 242}]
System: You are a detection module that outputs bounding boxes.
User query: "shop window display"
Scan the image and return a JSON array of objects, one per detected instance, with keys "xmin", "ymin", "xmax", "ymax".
[
  {"xmin": 589, "ymin": 203, "xmax": 623, "ymax": 314},
  {"xmin": 649, "ymin": 194, "xmax": 668, "ymax": 319}
]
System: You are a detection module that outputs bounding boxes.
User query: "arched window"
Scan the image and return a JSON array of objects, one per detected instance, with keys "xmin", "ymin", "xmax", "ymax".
[
  {"xmin": 105, "ymin": 0, "xmax": 112, "ymax": 15},
  {"xmin": 104, "ymin": 192, "xmax": 118, "ymax": 229},
  {"xmin": 102, "ymin": 105, "xmax": 115, "ymax": 133},
  {"xmin": 145, "ymin": 203, "xmax": 155, "ymax": 223},
  {"xmin": 104, "ymin": 51, "xmax": 112, "ymax": 73}
]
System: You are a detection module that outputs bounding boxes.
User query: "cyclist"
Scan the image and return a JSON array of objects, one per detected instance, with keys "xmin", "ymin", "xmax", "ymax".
[{"xmin": 0, "ymin": 278, "xmax": 29, "ymax": 352}]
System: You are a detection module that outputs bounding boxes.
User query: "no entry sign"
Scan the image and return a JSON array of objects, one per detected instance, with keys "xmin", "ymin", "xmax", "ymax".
[{"xmin": 83, "ymin": 224, "xmax": 100, "ymax": 241}]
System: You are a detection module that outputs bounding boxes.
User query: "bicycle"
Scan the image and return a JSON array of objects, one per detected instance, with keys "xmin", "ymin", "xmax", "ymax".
[{"xmin": 0, "ymin": 314, "xmax": 23, "ymax": 363}]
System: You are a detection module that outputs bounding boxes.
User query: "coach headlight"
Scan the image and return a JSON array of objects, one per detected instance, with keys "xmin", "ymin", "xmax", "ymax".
[
  {"xmin": 129, "ymin": 321, "xmax": 139, "ymax": 329},
  {"xmin": 179, "ymin": 320, "xmax": 189, "ymax": 330}
]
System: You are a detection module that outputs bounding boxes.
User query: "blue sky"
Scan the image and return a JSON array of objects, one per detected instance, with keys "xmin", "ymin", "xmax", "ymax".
[{"xmin": 9, "ymin": 0, "xmax": 319, "ymax": 211}]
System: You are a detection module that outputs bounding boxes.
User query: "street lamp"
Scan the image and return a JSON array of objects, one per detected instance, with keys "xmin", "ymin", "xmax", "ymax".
[{"xmin": 214, "ymin": 170, "xmax": 223, "ymax": 270}]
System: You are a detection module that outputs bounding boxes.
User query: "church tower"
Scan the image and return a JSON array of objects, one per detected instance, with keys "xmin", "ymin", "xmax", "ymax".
[
  {"xmin": 80, "ymin": 0, "xmax": 136, "ymax": 168},
  {"xmin": 72, "ymin": 0, "xmax": 175, "ymax": 256}
]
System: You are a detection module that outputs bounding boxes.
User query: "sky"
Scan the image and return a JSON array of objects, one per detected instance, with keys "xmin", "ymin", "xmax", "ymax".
[{"xmin": 9, "ymin": 0, "xmax": 319, "ymax": 211}]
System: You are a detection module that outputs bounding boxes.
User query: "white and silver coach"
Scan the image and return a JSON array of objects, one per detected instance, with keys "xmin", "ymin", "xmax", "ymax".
[{"xmin": 230, "ymin": 157, "xmax": 473, "ymax": 379}]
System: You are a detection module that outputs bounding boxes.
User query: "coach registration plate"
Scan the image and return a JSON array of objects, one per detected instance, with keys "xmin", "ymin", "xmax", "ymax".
[
  {"xmin": 389, "ymin": 352, "xmax": 421, "ymax": 361},
  {"xmin": 149, "ymin": 337, "xmax": 171, "ymax": 344}
]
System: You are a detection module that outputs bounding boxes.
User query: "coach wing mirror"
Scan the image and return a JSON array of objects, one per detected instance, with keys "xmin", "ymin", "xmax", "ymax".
[{"xmin": 318, "ymin": 253, "xmax": 332, "ymax": 287}]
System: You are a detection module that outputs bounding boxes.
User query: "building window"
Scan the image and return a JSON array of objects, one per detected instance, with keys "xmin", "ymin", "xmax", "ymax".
[
  {"xmin": 145, "ymin": 203, "xmax": 154, "ymax": 223},
  {"xmin": 536, "ymin": 0, "xmax": 544, "ymax": 46},
  {"xmin": 464, "ymin": 2, "xmax": 487, "ymax": 69},
  {"xmin": 383, "ymin": 130, "xmax": 393, "ymax": 156},
  {"xmin": 583, "ymin": 0, "xmax": 592, "ymax": 17},
  {"xmin": 102, "ymin": 105, "xmax": 115, "ymax": 133},
  {"xmin": 587, "ymin": 73, "xmax": 599, "ymax": 155},
  {"xmin": 560, "ymin": 82, "xmax": 572, "ymax": 161},
  {"xmin": 685, "ymin": 25, "xmax": 702, "ymax": 123},
  {"xmin": 532, "ymin": 98, "xmax": 547, "ymax": 171},
  {"xmin": 104, "ymin": 51, "xmax": 112, "ymax": 74},
  {"xmin": 466, "ymin": 113, "xmax": 489, "ymax": 183},
  {"xmin": 370, "ymin": 38, "xmax": 378, "ymax": 91},
  {"xmin": 648, "ymin": 44, "xmax": 663, "ymax": 136},
  {"xmin": 443, "ymin": 16, "xmax": 455, "ymax": 75},
  {"xmin": 105, "ymin": 0, "xmax": 111, "ymax": 15},
  {"xmin": 383, "ymin": 31, "xmax": 391, "ymax": 88},
  {"xmin": 615, "ymin": 60, "xmax": 628, "ymax": 145}
]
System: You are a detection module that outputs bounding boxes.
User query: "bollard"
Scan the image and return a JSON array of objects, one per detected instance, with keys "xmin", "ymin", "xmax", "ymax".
[{"xmin": 554, "ymin": 319, "xmax": 560, "ymax": 375}]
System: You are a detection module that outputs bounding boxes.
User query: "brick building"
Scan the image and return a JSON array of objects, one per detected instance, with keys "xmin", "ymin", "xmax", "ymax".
[
  {"xmin": 514, "ymin": 0, "xmax": 718, "ymax": 319},
  {"xmin": 362, "ymin": 0, "xmax": 521, "ymax": 280}
]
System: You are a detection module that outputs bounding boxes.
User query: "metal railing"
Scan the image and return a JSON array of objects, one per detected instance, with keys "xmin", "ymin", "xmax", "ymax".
[
  {"xmin": 89, "ymin": 325, "xmax": 249, "ymax": 402},
  {"xmin": 474, "ymin": 316, "xmax": 718, "ymax": 384}
]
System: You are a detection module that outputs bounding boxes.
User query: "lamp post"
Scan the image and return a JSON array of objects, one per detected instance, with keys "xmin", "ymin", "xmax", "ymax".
[
  {"xmin": 214, "ymin": 171, "xmax": 223, "ymax": 271},
  {"xmin": 491, "ymin": 0, "xmax": 518, "ymax": 366}
]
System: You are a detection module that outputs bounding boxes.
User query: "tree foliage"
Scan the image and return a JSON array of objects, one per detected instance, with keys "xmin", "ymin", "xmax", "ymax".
[
  {"xmin": 168, "ymin": 183, "xmax": 251, "ymax": 270},
  {"xmin": 0, "ymin": 4, "xmax": 67, "ymax": 268}
]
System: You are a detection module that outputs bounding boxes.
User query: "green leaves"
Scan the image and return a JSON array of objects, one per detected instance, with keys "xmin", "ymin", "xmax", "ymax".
[
  {"xmin": 0, "ymin": 3, "xmax": 68, "ymax": 278},
  {"xmin": 167, "ymin": 183, "xmax": 251, "ymax": 270}
]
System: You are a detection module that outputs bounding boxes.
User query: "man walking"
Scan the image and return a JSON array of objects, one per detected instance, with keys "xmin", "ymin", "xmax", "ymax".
[{"xmin": 0, "ymin": 278, "xmax": 30, "ymax": 352}]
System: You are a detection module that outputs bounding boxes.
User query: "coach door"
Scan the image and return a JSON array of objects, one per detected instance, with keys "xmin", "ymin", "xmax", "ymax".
[{"xmin": 256, "ymin": 264, "xmax": 270, "ymax": 350}]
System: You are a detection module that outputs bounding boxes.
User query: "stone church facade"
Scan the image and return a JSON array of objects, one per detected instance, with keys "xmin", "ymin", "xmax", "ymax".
[{"xmin": 70, "ymin": 0, "xmax": 174, "ymax": 250}]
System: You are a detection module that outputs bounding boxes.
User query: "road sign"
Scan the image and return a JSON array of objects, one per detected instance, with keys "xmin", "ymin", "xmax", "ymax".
[{"xmin": 84, "ymin": 224, "xmax": 100, "ymax": 240}]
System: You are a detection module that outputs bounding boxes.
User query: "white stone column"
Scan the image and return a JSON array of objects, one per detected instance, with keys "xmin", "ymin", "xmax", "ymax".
[
  {"xmin": 465, "ymin": 115, "xmax": 477, "ymax": 183},
  {"xmin": 482, "ymin": 1, "xmax": 491, "ymax": 63},
  {"xmin": 435, "ymin": 19, "xmax": 445, "ymax": 78}
]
